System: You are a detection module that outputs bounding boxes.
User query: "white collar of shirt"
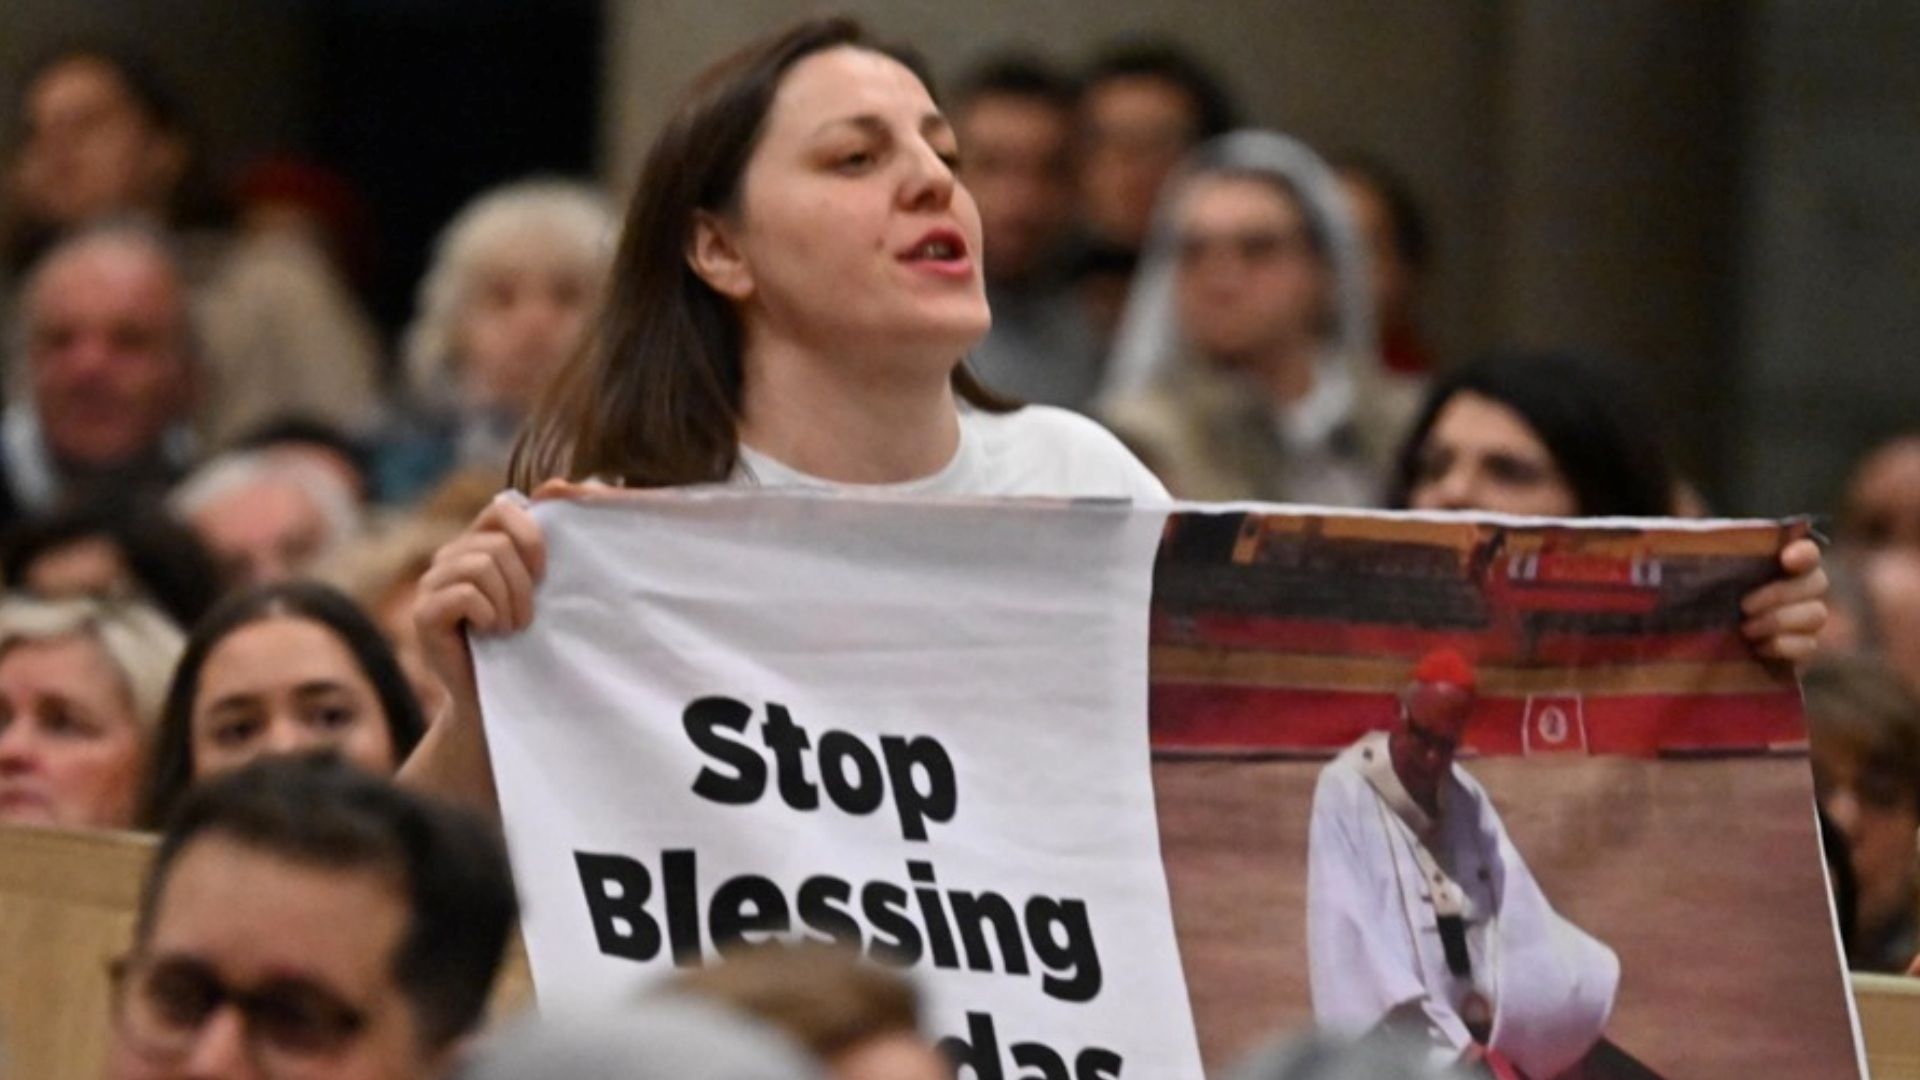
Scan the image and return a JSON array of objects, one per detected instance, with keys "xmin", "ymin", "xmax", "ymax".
[
  {"xmin": 1, "ymin": 402, "xmax": 195, "ymax": 511},
  {"xmin": 1, "ymin": 402, "xmax": 56, "ymax": 510},
  {"xmin": 736, "ymin": 422, "xmax": 975, "ymax": 495}
]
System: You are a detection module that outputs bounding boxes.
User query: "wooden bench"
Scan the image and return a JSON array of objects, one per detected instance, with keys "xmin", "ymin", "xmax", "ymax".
[{"xmin": 1856, "ymin": 973, "xmax": 1920, "ymax": 1079}]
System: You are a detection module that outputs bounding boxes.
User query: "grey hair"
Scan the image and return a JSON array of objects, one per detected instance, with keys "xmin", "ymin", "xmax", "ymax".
[
  {"xmin": 0, "ymin": 595, "xmax": 186, "ymax": 729},
  {"xmin": 169, "ymin": 448, "xmax": 361, "ymax": 552},
  {"xmin": 401, "ymin": 177, "xmax": 616, "ymax": 401}
]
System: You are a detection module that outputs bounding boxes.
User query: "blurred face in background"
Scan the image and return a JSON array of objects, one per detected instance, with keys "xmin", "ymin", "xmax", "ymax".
[
  {"xmin": 1813, "ymin": 734, "xmax": 1920, "ymax": 937},
  {"xmin": 24, "ymin": 237, "xmax": 193, "ymax": 467},
  {"xmin": 1862, "ymin": 551, "xmax": 1920, "ymax": 701},
  {"xmin": 1078, "ymin": 75, "xmax": 1198, "ymax": 250},
  {"xmin": 189, "ymin": 478, "xmax": 335, "ymax": 588},
  {"xmin": 956, "ymin": 92, "xmax": 1075, "ymax": 283},
  {"xmin": 1844, "ymin": 437, "xmax": 1920, "ymax": 552},
  {"xmin": 1407, "ymin": 392, "xmax": 1581, "ymax": 517},
  {"xmin": 1173, "ymin": 174, "xmax": 1325, "ymax": 367},
  {"xmin": 21, "ymin": 535, "xmax": 133, "ymax": 600},
  {"xmin": 0, "ymin": 634, "xmax": 145, "ymax": 829},
  {"xmin": 189, "ymin": 616, "xmax": 396, "ymax": 782},
  {"xmin": 12, "ymin": 56, "xmax": 185, "ymax": 227},
  {"xmin": 456, "ymin": 249, "xmax": 600, "ymax": 414},
  {"xmin": 106, "ymin": 834, "xmax": 438, "ymax": 1080}
]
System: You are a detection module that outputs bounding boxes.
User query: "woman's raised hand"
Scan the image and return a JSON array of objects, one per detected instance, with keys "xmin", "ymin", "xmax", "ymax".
[
  {"xmin": 415, "ymin": 494, "xmax": 549, "ymax": 719},
  {"xmin": 1741, "ymin": 537, "xmax": 1829, "ymax": 665},
  {"xmin": 402, "ymin": 487, "xmax": 591, "ymax": 814}
]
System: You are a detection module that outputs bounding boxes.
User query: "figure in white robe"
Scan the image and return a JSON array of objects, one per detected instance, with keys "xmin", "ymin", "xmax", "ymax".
[{"xmin": 1306, "ymin": 652, "xmax": 1619, "ymax": 1079}]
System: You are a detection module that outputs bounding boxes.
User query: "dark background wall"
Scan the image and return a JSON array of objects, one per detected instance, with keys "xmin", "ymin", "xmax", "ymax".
[
  {"xmin": 0, "ymin": 0, "xmax": 315, "ymax": 177},
  {"xmin": 1731, "ymin": 1, "xmax": 1920, "ymax": 515},
  {"xmin": 1, "ymin": 0, "xmax": 600, "ymax": 340},
  {"xmin": 3, "ymin": 0, "xmax": 1916, "ymax": 516},
  {"xmin": 306, "ymin": 0, "xmax": 602, "ymax": 331}
]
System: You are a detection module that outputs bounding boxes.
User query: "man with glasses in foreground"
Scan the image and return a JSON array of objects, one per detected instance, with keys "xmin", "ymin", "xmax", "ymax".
[
  {"xmin": 106, "ymin": 754, "xmax": 517, "ymax": 1079},
  {"xmin": 1305, "ymin": 649, "xmax": 1619, "ymax": 1079}
]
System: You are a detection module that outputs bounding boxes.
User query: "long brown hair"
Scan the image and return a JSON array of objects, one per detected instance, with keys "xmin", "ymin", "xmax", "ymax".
[{"xmin": 510, "ymin": 15, "xmax": 1012, "ymax": 491}]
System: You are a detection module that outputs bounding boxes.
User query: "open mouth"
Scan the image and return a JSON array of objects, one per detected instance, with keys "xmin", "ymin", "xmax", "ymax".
[
  {"xmin": 909, "ymin": 238, "xmax": 961, "ymax": 260},
  {"xmin": 901, "ymin": 229, "xmax": 968, "ymax": 263}
]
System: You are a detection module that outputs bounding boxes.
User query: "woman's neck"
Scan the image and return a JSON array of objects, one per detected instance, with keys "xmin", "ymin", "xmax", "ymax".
[{"xmin": 737, "ymin": 336, "xmax": 962, "ymax": 484}]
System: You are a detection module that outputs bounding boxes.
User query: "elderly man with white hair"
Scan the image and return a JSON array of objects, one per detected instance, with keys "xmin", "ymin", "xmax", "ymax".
[{"xmin": 170, "ymin": 449, "xmax": 361, "ymax": 589}]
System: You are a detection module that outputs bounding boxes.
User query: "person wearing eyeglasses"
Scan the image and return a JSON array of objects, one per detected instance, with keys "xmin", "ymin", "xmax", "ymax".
[
  {"xmin": 104, "ymin": 754, "xmax": 516, "ymax": 1080},
  {"xmin": 1098, "ymin": 130, "xmax": 1418, "ymax": 507},
  {"xmin": 1305, "ymin": 649, "xmax": 1617, "ymax": 1079}
]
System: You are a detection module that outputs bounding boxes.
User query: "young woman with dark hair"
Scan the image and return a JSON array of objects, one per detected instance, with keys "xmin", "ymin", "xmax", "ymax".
[
  {"xmin": 400, "ymin": 18, "xmax": 1823, "ymax": 813},
  {"xmin": 403, "ymin": 16, "xmax": 1164, "ymax": 810},
  {"xmin": 506, "ymin": 18, "xmax": 1041, "ymax": 489},
  {"xmin": 1387, "ymin": 351, "xmax": 1676, "ymax": 519},
  {"xmin": 141, "ymin": 581, "xmax": 426, "ymax": 827},
  {"xmin": 1386, "ymin": 350, "xmax": 1826, "ymax": 661}
]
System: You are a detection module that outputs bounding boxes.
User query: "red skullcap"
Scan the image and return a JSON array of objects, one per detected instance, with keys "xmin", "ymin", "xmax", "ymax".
[{"xmin": 1411, "ymin": 648, "xmax": 1477, "ymax": 692}]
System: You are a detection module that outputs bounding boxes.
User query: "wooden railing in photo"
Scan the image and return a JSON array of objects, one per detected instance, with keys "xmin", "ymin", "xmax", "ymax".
[
  {"xmin": 1855, "ymin": 973, "xmax": 1920, "ymax": 1079},
  {"xmin": 0, "ymin": 823, "xmax": 534, "ymax": 1080}
]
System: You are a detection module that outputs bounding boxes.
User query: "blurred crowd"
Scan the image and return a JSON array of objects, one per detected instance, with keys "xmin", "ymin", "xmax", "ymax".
[{"xmin": 0, "ymin": 27, "xmax": 1913, "ymax": 1080}]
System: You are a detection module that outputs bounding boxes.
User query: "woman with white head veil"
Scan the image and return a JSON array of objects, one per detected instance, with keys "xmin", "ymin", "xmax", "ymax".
[{"xmin": 1098, "ymin": 131, "xmax": 1419, "ymax": 506}]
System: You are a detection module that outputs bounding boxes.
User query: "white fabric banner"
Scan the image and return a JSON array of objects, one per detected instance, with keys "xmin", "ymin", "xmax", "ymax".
[{"xmin": 475, "ymin": 490, "xmax": 1204, "ymax": 1078}]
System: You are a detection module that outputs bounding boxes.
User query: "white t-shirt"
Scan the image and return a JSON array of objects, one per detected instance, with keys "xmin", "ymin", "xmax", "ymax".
[{"xmin": 735, "ymin": 404, "xmax": 1169, "ymax": 502}]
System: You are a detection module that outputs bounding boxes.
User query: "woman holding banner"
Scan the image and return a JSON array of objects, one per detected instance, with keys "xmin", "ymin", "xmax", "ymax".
[{"xmin": 398, "ymin": 17, "xmax": 1827, "ymax": 812}]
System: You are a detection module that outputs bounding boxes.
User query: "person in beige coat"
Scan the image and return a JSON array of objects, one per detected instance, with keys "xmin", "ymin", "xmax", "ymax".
[{"xmin": 1098, "ymin": 131, "xmax": 1417, "ymax": 505}]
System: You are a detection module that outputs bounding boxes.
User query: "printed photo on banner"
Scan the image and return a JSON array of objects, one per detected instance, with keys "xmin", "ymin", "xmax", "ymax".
[{"xmin": 1147, "ymin": 509, "xmax": 1857, "ymax": 1078}]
